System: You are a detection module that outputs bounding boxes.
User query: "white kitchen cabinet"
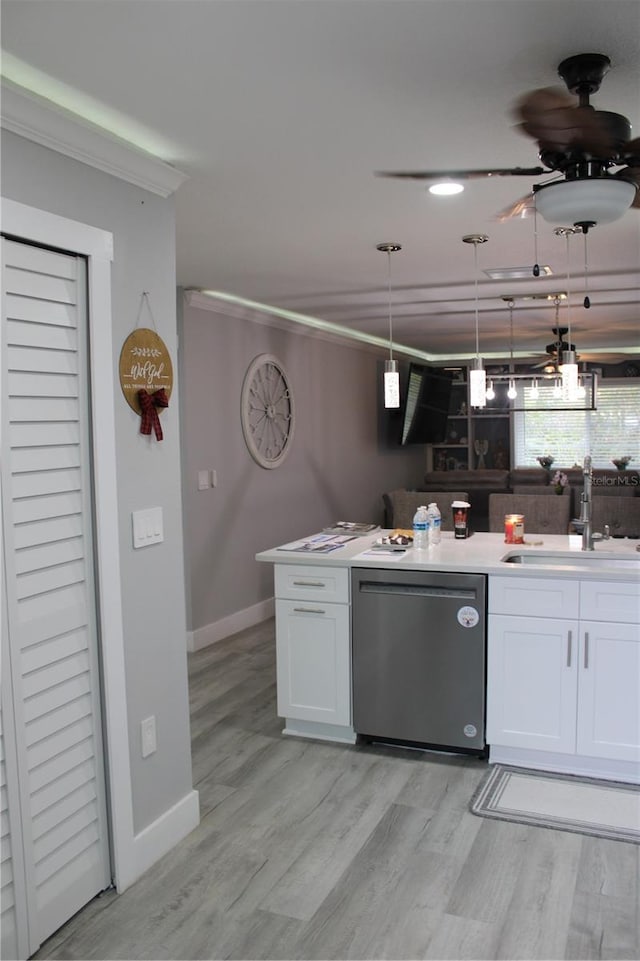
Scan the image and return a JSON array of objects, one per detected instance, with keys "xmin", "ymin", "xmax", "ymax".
[
  {"xmin": 488, "ymin": 575, "xmax": 640, "ymax": 782},
  {"xmin": 577, "ymin": 620, "xmax": 640, "ymax": 763},
  {"xmin": 487, "ymin": 614, "xmax": 578, "ymax": 754},
  {"xmin": 274, "ymin": 565, "xmax": 355, "ymax": 743}
]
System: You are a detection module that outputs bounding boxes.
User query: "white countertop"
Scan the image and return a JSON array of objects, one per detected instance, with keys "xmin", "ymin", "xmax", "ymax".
[{"xmin": 256, "ymin": 531, "xmax": 640, "ymax": 583}]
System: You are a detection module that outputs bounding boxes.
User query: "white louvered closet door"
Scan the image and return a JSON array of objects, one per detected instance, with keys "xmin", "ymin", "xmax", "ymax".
[{"xmin": 1, "ymin": 238, "xmax": 111, "ymax": 959}]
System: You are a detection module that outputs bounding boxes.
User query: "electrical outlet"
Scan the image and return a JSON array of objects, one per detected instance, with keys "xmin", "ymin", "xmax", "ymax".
[{"xmin": 141, "ymin": 716, "xmax": 156, "ymax": 758}]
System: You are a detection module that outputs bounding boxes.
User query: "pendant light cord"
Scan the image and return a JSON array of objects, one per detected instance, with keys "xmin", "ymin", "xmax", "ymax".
[
  {"xmin": 565, "ymin": 232, "xmax": 572, "ymax": 349},
  {"xmin": 387, "ymin": 249, "xmax": 393, "ymax": 362},
  {"xmin": 377, "ymin": 242, "xmax": 401, "ymax": 363},
  {"xmin": 509, "ymin": 299, "xmax": 515, "ymax": 370},
  {"xmin": 473, "ymin": 241, "xmax": 480, "ymax": 360},
  {"xmin": 583, "ymin": 231, "xmax": 591, "ymax": 308}
]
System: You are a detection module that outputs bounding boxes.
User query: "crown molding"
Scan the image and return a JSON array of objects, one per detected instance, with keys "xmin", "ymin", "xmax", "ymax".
[
  {"xmin": 1, "ymin": 79, "xmax": 188, "ymax": 197},
  {"xmin": 183, "ymin": 289, "xmax": 440, "ymax": 361}
]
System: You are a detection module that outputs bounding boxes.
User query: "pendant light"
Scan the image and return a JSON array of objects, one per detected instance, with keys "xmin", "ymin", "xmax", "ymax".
[
  {"xmin": 377, "ymin": 242, "xmax": 402, "ymax": 408},
  {"xmin": 555, "ymin": 226, "xmax": 579, "ymax": 400},
  {"xmin": 463, "ymin": 234, "xmax": 489, "ymax": 408}
]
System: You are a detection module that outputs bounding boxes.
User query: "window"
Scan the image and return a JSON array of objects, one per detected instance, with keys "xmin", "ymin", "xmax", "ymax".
[{"xmin": 513, "ymin": 380, "xmax": 640, "ymax": 468}]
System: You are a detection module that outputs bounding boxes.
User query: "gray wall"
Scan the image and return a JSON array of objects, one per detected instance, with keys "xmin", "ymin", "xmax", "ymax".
[
  {"xmin": 180, "ymin": 294, "xmax": 426, "ymax": 635},
  {"xmin": 2, "ymin": 130, "xmax": 193, "ymax": 834}
]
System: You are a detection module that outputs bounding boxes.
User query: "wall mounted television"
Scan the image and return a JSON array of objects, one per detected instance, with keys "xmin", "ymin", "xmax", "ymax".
[{"xmin": 400, "ymin": 364, "xmax": 453, "ymax": 445}]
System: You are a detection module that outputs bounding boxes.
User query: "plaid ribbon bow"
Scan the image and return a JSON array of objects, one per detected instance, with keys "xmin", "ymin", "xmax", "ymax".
[{"xmin": 138, "ymin": 388, "xmax": 169, "ymax": 441}]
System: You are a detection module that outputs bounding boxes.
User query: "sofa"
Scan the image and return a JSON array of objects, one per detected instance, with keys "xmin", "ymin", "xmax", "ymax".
[{"xmin": 384, "ymin": 467, "xmax": 640, "ymax": 535}]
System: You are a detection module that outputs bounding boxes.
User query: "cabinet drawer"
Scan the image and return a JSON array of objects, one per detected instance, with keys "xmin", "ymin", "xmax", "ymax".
[
  {"xmin": 579, "ymin": 580, "xmax": 640, "ymax": 624},
  {"xmin": 489, "ymin": 575, "xmax": 579, "ymax": 618},
  {"xmin": 275, "ymin": 564, "xmax": 350, "ymax": 603}
]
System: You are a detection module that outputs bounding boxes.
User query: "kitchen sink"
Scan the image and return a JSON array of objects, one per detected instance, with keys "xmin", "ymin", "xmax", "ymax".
[{"xmin": 502, "ymin": 550, "xmax": 640, "ymax": 570}]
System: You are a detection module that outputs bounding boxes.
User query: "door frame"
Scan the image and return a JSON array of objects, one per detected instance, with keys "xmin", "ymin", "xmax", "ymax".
[{"xmin": 2, "ymin": 197, "xmax": 137, "ymax": 890}]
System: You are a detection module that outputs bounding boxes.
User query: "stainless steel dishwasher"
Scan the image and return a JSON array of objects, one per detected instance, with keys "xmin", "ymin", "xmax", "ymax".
[{"xmin": 351, "ymin": 567, "xmax": 487, "ymax": 754}]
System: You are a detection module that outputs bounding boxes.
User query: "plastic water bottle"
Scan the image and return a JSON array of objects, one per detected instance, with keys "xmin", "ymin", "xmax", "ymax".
[
  {"xmin": 428, "ymin": 502, "xmax": 442, "ymax": 545},
  {"xmin": 413, "ymin": 505, "xmax": 430, "ymax": 550}
]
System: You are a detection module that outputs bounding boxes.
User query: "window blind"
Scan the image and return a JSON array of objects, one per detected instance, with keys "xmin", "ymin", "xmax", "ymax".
[{"xmin": 513, "ymin": 380, "xmax": 640, "ymax": 468}]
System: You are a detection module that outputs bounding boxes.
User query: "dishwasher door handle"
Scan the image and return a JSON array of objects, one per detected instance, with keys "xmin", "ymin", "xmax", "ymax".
[{"xmin": 358, "ymin": 582, "xmax": 476, "ymax": 600}]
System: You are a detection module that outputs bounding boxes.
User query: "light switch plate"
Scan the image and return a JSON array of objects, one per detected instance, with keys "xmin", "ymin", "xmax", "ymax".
[
  {"xmin": 198, "ymin": 470, "xmax": 210, "ymax": 490},
  {"xmin": 141, "ymin": 716, "xmax": 156, "ymax": 757},
  {"xmin": 132, "ymin": 507, "xmax": 163, "ymax": 548}
]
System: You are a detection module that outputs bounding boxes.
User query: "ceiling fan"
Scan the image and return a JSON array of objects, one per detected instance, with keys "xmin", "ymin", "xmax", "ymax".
[
  {"xmin": 532, "ymin": 326, "xmax": 576, "ymax": 371},
  {"xmin": 377, "ymin": 53, "xmax": 640, "ymax": 230},
  {"xmin": 531, "ymin": 325, "xmax": 632, "ymax": 370}
]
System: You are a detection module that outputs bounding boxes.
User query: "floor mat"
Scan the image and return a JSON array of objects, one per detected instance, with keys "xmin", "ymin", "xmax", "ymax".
[{"xmin": 471, "ymin": 764, "xmax": 640, "ymax": 843}]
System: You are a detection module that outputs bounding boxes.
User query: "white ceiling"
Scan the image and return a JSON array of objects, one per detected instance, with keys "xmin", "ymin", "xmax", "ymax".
[{"xmin": 2, "ymin": 0, "xmax": 639, "ymax": 365}]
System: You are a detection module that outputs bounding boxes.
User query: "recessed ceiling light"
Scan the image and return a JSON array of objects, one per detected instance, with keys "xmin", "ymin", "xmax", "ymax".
[
  {"xmin": 428, "ymin": 182, "xmax": 464, "ymax": 196},
  {"xmin": 484, "ymin": 265, "xmax": 553, "ymax": 280}
]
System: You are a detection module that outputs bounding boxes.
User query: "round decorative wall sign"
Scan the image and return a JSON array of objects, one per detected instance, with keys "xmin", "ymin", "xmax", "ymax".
[
  {"xmin": 119, "ymin": 327, "xmax": 173, "ymax": 413},
  {"xmin": 241, "ymin": 354, "xmax": 295, "ymax": 469}
]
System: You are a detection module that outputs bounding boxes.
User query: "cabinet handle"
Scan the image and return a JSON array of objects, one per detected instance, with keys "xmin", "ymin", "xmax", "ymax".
[
  {"xmin": 566, "ymin": 630, "xmax": 572, "ymax": 667},
  {"xmin": 293, "ymin": 607, "xmax": 326, "ymax": 615},
  {"xmin": 584, "ymin": 632, "xmax": 589, "ymax": 669},
  {"xmin": 293, "ymin": 580, "xmax": 325, "ymax": 588}
]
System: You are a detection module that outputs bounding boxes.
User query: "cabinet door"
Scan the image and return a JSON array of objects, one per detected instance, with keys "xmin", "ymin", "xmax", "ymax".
[
  {"xmin": 487, "ymin": 614, "xmax": 578, "ymax": 753},
  {"xmin": 577, "ymin": 621, "xmax": 640, "ymax": 763},
  {"xmin": 275, "ymin": 600, "xmax": 351, "ymax": 726}
]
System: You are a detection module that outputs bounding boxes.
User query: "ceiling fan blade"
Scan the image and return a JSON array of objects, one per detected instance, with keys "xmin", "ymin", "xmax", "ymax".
[
  {"xmin": 375, "ymin": 166, "xmax": 546, "ymax": 181},
  {"xmin": 494, "ymin": 191, "xmax": 536, "ymax": 222},
  {"xmin": 514, "ymin": 86, "xmax": 616, "ymax": 155}
]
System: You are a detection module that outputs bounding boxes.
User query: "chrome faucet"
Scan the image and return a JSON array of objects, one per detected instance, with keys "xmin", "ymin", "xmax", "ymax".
[
  {"xmin": 580, "ymin": 455, "xmax": 609, "ymax": 550},
  {"xmin": 580, "ymin": 455, "xmax": 593, "ymax": 550}
]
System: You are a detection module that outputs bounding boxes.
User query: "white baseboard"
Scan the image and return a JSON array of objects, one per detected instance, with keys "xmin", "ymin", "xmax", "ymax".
[
  {"xmin": 115, "ymin": 789, "xmax": 200, "ymax": 891},
  {"xmin": 189, "ymin": 598, "xmax": 275, "ymax": 652}
]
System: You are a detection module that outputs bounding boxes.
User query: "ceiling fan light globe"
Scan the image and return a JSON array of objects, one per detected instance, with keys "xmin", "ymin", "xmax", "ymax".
[
  {"xmin": 535, "ymin": 178, "xmax": 636, "ymax": 226},
  {"xmin": 429, "ymin": 182, "xmax": 464, "ymax": 196}
]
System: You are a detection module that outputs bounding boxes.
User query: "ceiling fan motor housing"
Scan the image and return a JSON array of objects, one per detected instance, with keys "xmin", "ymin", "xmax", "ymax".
[{"xmin": 558, "ymin": 53, "xmax": 611, "ymax": 98}]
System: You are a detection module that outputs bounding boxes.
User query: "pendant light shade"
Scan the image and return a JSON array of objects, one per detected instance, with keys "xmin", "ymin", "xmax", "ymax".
[
  {"xmin": 469, "ymin": 358, "xmax": 487, "ymax": 408},
  {"xmin": 384, "ymin": 358, "xmax": 400, "ymax": 408},
  {"xmin": 560, "ymin": 348, "xmax": 579, "ymax": 399},
  {"xmin": 463, "ymin": 233, "xmax": 489, "ymax": 408},
  {"xmin": 377, "ymin": 243, "xmax": 402, "ymax": 409}
]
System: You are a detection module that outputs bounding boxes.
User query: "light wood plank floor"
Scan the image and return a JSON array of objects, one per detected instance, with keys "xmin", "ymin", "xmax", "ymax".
[{"xmin": 34, "ymin": 618, "xmax": 639, "ymax": 960}]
